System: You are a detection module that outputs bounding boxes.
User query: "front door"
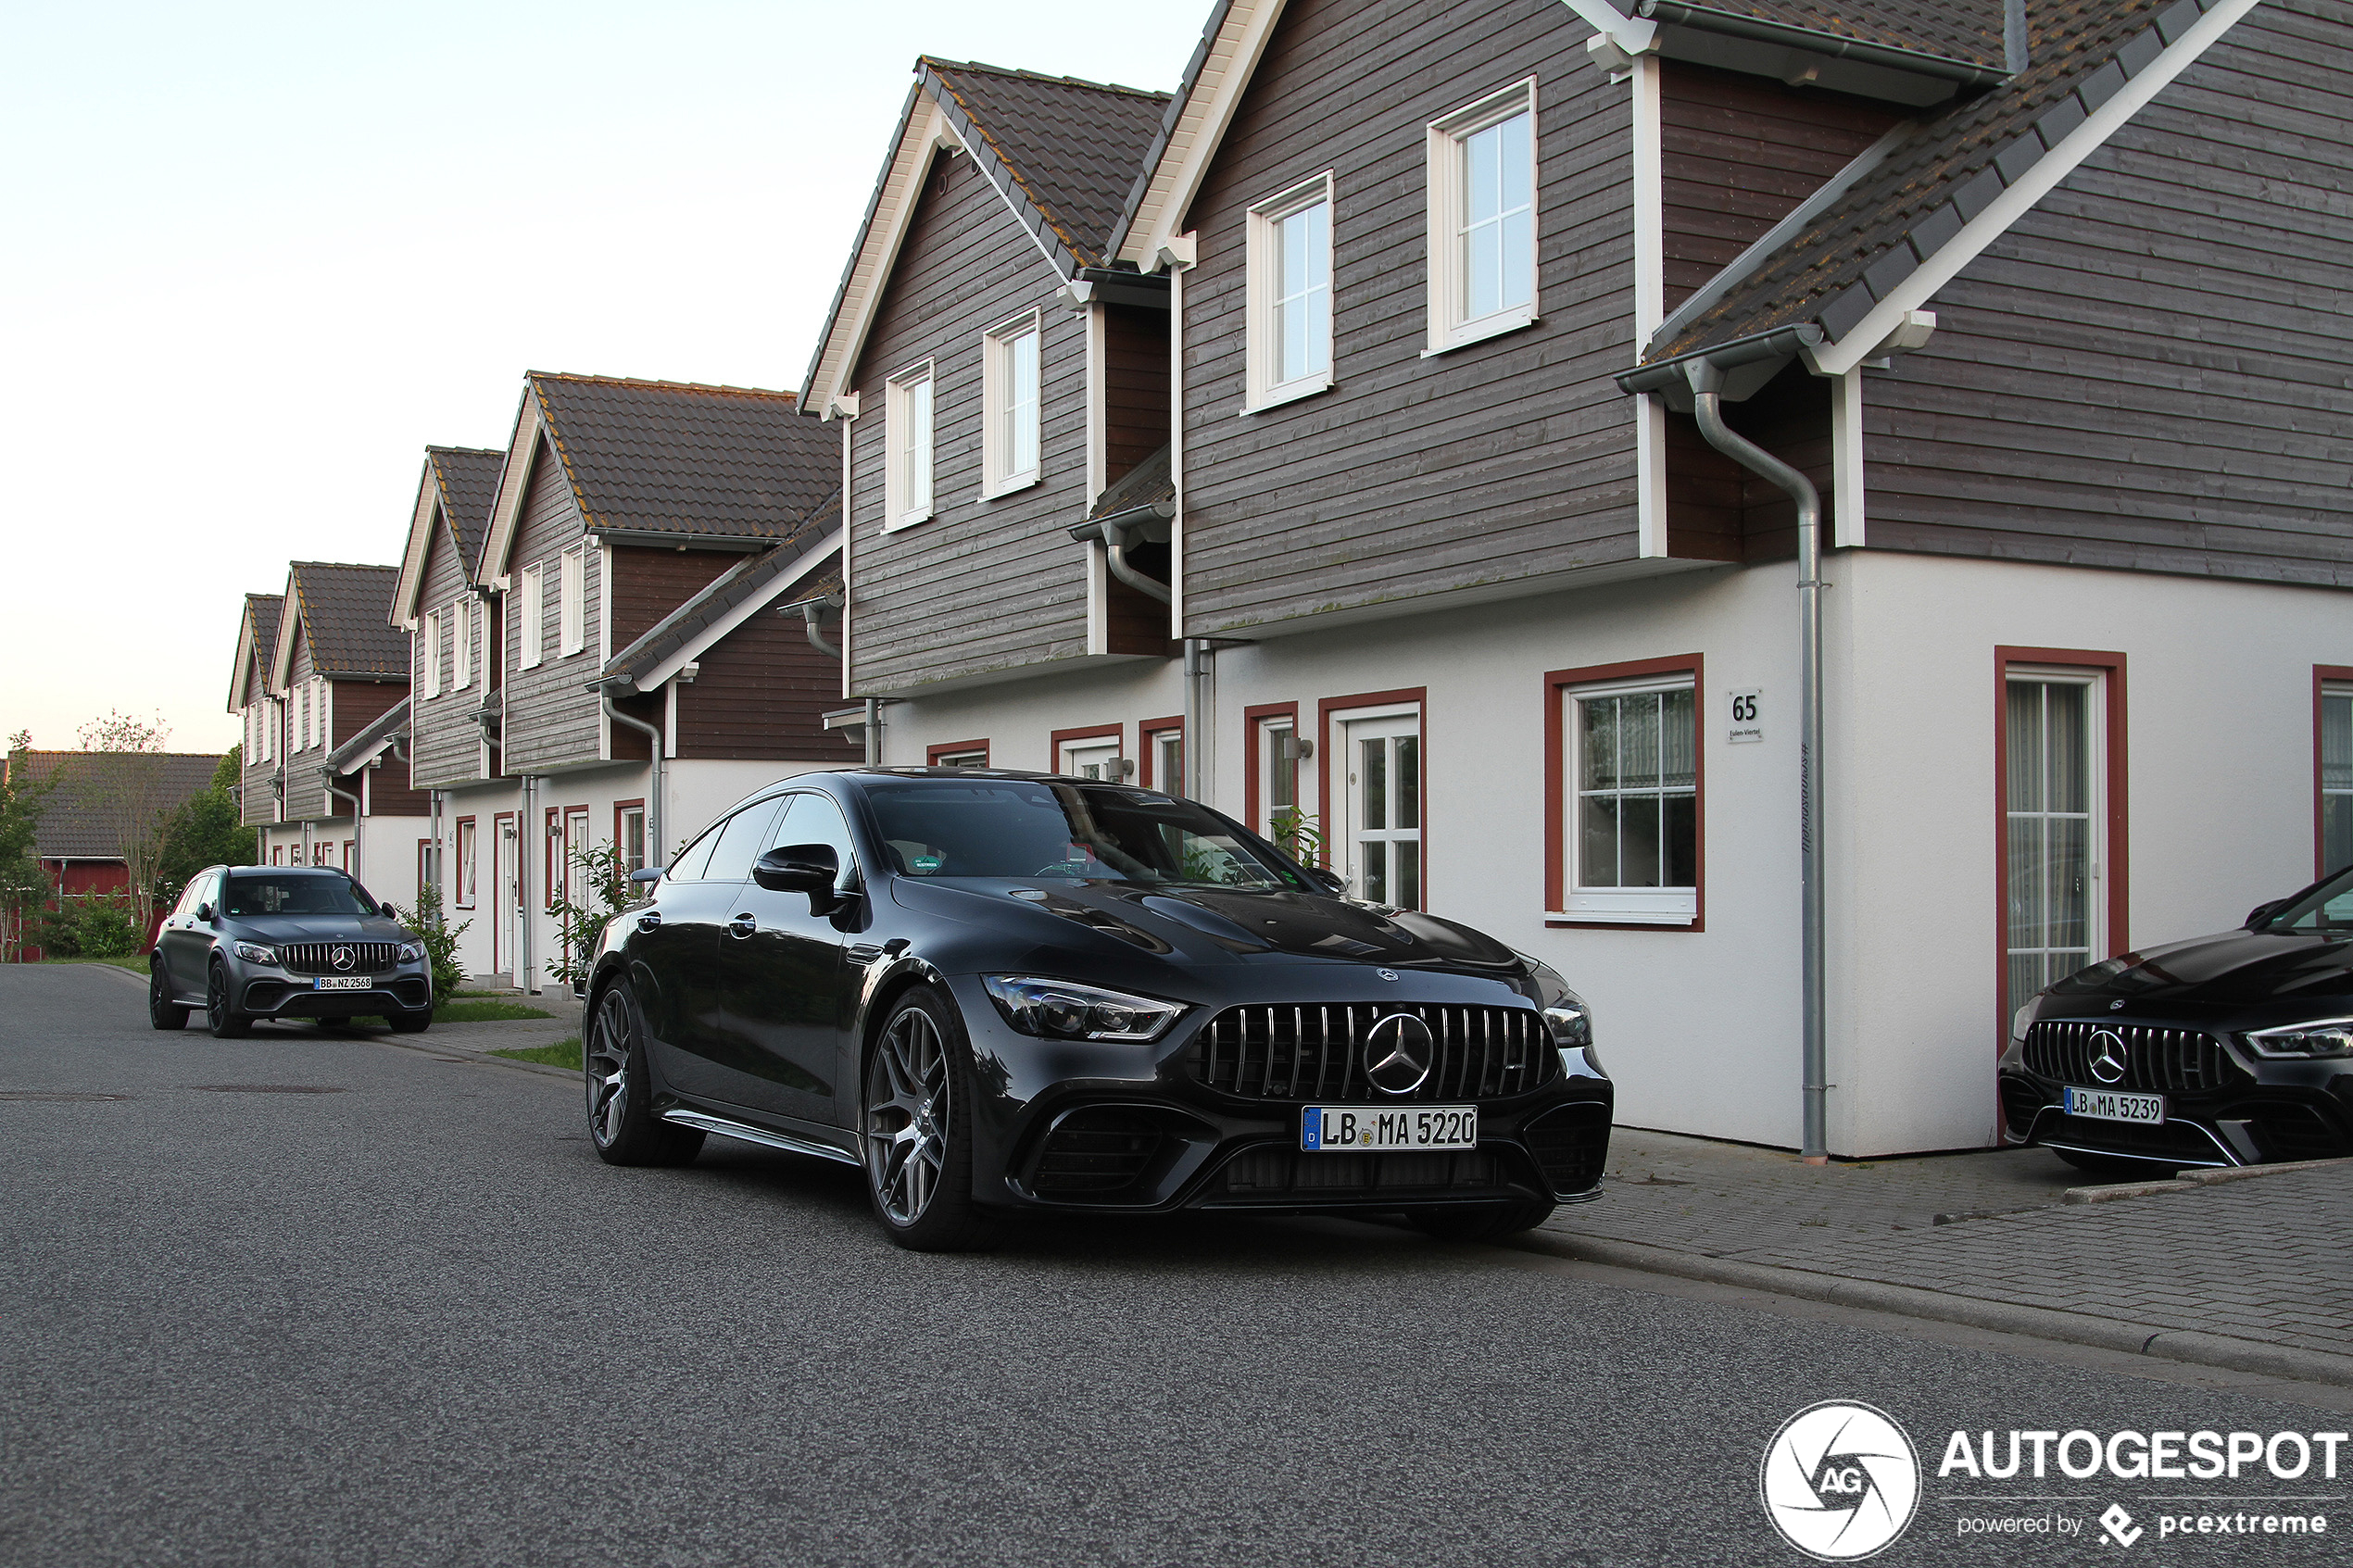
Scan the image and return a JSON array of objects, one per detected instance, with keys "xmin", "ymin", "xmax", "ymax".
[
  {"xmin": 711, "ymin": 793, "xmax": 861, "ymax": 1125},
  {"xmin": 1335, "ymin": 710, "xmax": 1422, "ymax": 909},
  {"xmin": 2004, "ymin": 671, "xmax": 2106, "ymax": 1017},
  {"xmin": 493, "ymin": 812, "xmax": 517, "ymax": 983}
]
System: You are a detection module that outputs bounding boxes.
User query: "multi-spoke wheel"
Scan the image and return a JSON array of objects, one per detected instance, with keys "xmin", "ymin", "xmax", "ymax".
[
  {"xmin": 583, "ymin": 978, "xmax": 703, "ymax": 1167},
  {"xmin": 206, "ymin": 961, "xmax": 251, "ymax": 1038},
  {"xmin": 149, "ymin": 960, "xmax": 189, "ymax": 1031},
  {"xmin": 862, "ymin": 988, "xmax": 996, "ymax": 1251}
]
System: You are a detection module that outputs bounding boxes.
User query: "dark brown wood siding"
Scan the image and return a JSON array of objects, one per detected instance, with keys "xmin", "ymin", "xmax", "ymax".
[
  {"xmin": 1177, "ymin": 0, "xmax": 1642, "ymax": 637},
  {"xmin": 328, "ymin": 679, "xmax": 427, "ymax": 817},
  {"xmin": 847, "ymin": 146, "xmax": 1093, "ymax": 693},
  {"xmin": 1102, "ymin": 302, "xmax": 1169, "ymax": 484},
  {"xmin": 499, "ymin": 437, "xmax": 603, "ymax": 772},
  {"xmin": 1659, "ymin": 64, "xmax": 1900, "ymax": 312},
  {"xmin": 674, "ymin": 560, "xmax": 845, "ymax": 759},
  {"xmin": 1665, "ymin": 363, "xmax": 1833, "ymax": 562},
  {"xmin": 1860, "ymin": 1, "xmax": 2353, "ymax": 587},
  {"xmin": 409, "ymin": 507, "xmax": 491, "ymax": 790},
  {"xmin": 610, "ymin": 547, "xmax": 740, "ymax": 649}
]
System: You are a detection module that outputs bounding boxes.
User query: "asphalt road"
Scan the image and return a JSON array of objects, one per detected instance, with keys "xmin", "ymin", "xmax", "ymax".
[{"xmin": 4, "ymin": 963, "xmax": 2347, "ymax": 1568}]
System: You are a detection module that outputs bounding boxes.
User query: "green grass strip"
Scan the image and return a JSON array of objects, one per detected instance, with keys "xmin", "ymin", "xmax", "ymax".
[
  {"xmin": 434, "ymin": 998, "xmax": 553, "ymax": 1022},
  {"xmin": 491, "ymin": 1037, "xmax": 581, "ymax": 1070}
]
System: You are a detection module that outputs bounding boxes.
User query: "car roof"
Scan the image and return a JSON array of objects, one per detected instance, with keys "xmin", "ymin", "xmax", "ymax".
[{"xmin": 225, "ymin": 865, "xmax": 350, "ymax": 876}]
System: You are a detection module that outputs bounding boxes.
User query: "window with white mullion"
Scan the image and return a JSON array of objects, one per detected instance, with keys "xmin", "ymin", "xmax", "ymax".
[
  {"xmin": 1427, "ymin": 82, "xmax": 1538, "ymax": 351},
  {"xmin": 449, "ymin": 598, "xmax": 472, "ymax": 690},
  {"xmin": 2324, "ymin": 684, "xmax": 2352, "ymax": 875},
  {"xmin": 983, "ymin": 315, "xmax": 1041, "ymax": 495},
  {"xmin": 420, "ymin": 609, "xmax": 443, "ymax": 698},
  {"xmin": 559, "ymin": 546, "xmax": 585, "ymax": 657},
  {"xmin": 1565, "ymin": 679, "xmax": 1696, "ymax": 922},
  {"xmin": 519, "ymin": 564, "xmax": 545, "ymax": 669},
  {"xmin": 2004, "ymin": 673, "xmax": 2104, "ymax": 1013},
  {"xmin": 1245, "ymin": 174, "xmax": 1335, "ymax": 410},
  {"xmin": 884, "ymin": 361, "xmax": 936, "ymax": 530}
]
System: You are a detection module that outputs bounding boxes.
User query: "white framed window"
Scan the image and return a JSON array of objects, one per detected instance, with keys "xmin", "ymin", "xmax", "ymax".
[
  {"xmin": 559, "ymin": 546, "xmax": 586, "ymax": 657},
  {"xmin": 929, "ymin": 747, "xmax": 988, "ymax": 770},
  {"xmin": 1152, "ymin": 729, "xmax": 1184, "ymax": 797},
  {"xmin": 982, "ymin": 312, "xmax": 1041, "ymax": 496},
  {"xmin": 314, "ymin": 680, "xmax": 330, "ymax": 750},
  {"xmin": 519, "ymin": 564, "xmax": 545, "ymax": 669},
  {"xmin": 1329, "ymin": 705, "xmax": 1420, "ymax": 909},
  {"xmin": 449, "ymin": 598, "xmax": 472, "ymax": 690},
  {"xmin": 1563, "ymin": 676, "xmax": 1698, "ymax": 924},
  {"xmin": 2004, "ymin": 669, "xmax": 2107, "ymax": 1012},
  {"xmin": 1426, "ymin": 80, "xmax": 1538, "ymax": 352},
  {"xmin": 419, "ymin": 610, "xmax": 442, "ymax": 698},
  {"xmin": 884, "ymin": 360, "xmax": 936, "ymax": 530},
  {"xmin": 1244, "ymin": 172, "xmax": 1335, "ymax": 411},
  {"xmin": 1058, "ymin": 734, "xmax": 1125, "ymax": 781},
  {"xmin": 1256, "ymin": 716, "xmax": 1302, "ymax": 837},
  {"xmin": 2322, "ymin": 682, "xmax": 2352, "ymax": 876}
]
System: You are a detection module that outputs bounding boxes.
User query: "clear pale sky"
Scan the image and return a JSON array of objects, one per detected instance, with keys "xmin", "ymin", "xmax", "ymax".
[{"xmin": 0, "ymin": 2, "xmax": 1204, "ymax": 756}]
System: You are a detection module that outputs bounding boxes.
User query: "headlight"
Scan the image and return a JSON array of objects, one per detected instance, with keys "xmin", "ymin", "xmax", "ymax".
[
  {"xmin": 982, "ymin": 976, "xmax": 1185, "ymax": 1042},
  {"xmin": 396, "ymin": 942, "xmax": 426, "ymax": 962},
  {"xmin": 2011, "ymin": 1001, "xmax": 2037, "ymax": 1045},
  {"xmin": 1542, "ymin": 1001, "xmax": 1592, "ymax": 1049},
  {"xmin": 233, "ymin": 941, "xmax": 277, "ymax": 965},
  {"xmin": 2244, "ymin": 1018, "xmax": 2353, "ymax": 1060}
]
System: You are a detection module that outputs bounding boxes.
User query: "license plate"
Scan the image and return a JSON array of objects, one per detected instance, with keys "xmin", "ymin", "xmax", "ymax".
[
  {"xmin": 2065, "ymin": 1085, "xmax": 2165, "ymax": 1124},
  {"xmin": 1302, "ymin": 1106, "xmax": 1478, "ymax": 1152},
  {"xmin": 312, "ymin": 976, "xmax": 373, "ymax": 992}
]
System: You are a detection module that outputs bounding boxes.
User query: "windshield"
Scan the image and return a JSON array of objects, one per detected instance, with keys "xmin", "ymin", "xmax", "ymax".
[
  {"xmin": 222, "ymin": 873, "xmax": 382, "ymax": 918},
  {"xmin": 2259, "ymin": 866, "xmax": 2353, "ymax": 935},
  {"xmin": 864, "ymin": 780, "xmax": 1309, "ymax": 890}
]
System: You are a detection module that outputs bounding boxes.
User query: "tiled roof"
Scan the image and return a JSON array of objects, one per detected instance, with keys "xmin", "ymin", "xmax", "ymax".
[
  {"xmin": 1655, "ymin": 0, "xmax": 2185, "ymax": 360},
  {"xmin": 918, "ymin": 59, "xmax": 1172, "ymax": 270},
  {"xmin": 287, "ymin": 562, "xmax": 407, "ymax": 679},
  {"xmin": 530, "ymin": 373, "xmax": 838, "ymax": 542},
  {"xmin": 427, "ymin": 446, "xmax": 504, "ymax": 573},
  {"xmin": 1087, "ymin": 445, "xmax": 1175, "ymax": 521},
  {"xmin": 7, "ymin": 751, "xmax": 224, "ymax": 860},
  {"xmin": 1687, "ymin": 1, "xmax": 2011, "ymax": 69},
  {"xmin": 598, "ymin": 499, "xmax": 842, "ymax": 690}
]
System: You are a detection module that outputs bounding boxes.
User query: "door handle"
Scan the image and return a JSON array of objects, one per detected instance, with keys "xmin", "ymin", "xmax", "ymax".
[
  {"xmin": 727, "ymin": 913, "xmax": 758, "ymax": 939},
  {"xmin": 636, "ymin": 910, "xmax": 662, "ymax": 932}
]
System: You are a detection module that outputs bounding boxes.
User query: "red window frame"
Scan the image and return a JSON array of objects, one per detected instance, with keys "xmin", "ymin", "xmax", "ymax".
[
  {"xmin": 1139, "ymin": 715, "xmax": 1184, "ymax": 791},
  {"xmin": 1542, "ymin": 656, "xmax": 1705, "ymax": 933},
  {"xmin": 1241, "ymin": 701, "xmax": 1300, "ymax": 837},
  {"xmin": 2317, "ymin": 666, "xmax": 2353, "ymax": 879},
  {"xmin": 1048, "ymin": 722, "xmax": 1124, "ymax": 777},
  {"xmin": 925, "ymin": 740, "xmax": 991, "ymax": 767},
  {"xmin": 453, "ymin": 817, "xmax": 478, "ymax": 908},
  {"xmin": 544, "ymin": 808, "xmax": 561, "ymax": 909},
  {"xmin": 614, "ymin": 799, "xmax": 647, "ymax": 873}
]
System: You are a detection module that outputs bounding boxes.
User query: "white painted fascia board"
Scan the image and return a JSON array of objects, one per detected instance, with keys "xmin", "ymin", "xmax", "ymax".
[
  {"xmin": 1557, "ymin": 0, "xmax": 1655, "ymax": 52},
  {"xmin": 227, "ymin": 614, "xmax": 257, "ymax": 714},
  {"xmin": 268, "ymin": 571, "xmax": 302, "ymax": 692},
  {"xmin": 391, "ymin": 458, "xmax": 443, "ymax": 627},
  {"xmin": 1116, "ymin": 0, "xmax": 1289, "ymax": 271},
  {"xmin": 477, "ymin": 389, "xmax": 546, "ymax": 588},
  {"xmin": 804, "ymin": 97, "xmax": 964, "ymax": 419},
  {"xmin": 635, "ymin": 528, "xmax": 844, "ymax": 692},
  {"xmin": 1806, "ymin": 0, "xmax": 2262, "ymax": 377},
  {"xmin": 1649, "ymin": 119, "xmax": 1914, "ymax": 353}
]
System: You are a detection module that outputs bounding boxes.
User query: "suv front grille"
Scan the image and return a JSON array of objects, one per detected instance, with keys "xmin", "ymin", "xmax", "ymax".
[
  {"xmin": 2022, "ymin": 1021, "xmax": 2246, "ymax": 1094},
  {"xmin": 276, "ymin": 942, "xmax": 401, "ymax": 976},
  {"xmin": 1189, "ymin": 1003, "xmax": 1557, "ymax": 1103}
]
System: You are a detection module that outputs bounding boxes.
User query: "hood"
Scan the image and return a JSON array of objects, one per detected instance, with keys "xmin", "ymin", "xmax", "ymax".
[
  {"xmin": 231, "ymin": 914, "xmax": 413, "ymax": 944},
  {"xmin": 2046, "ymin": 929, "xmax": 2353, "ymax": 1010},
  {"xmin": 891, "ymin": 877, "xmax": 1523, "ymax": 974}
]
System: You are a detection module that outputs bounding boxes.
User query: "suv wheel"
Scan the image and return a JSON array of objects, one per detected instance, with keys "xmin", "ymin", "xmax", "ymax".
[
  {"xmin": 862, "ymin": 987, "xmax": 996, "ymax": 1252},
  {"xmin": 148, "ymin": 960, "xmax": 189, "ymax": 1031},
  {"xmin": 206, "ymin": 961, "xmax": 252, "ymax": 1038},
  {"xmin": 585, "ymin": 979, "xmax": 703, "ymax": 1167}
]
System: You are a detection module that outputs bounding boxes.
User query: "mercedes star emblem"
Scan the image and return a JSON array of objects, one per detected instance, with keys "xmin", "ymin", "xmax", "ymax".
[
  {"xmin": 2088, "ymin": 1029, "xmax": 2128, "ymax": 1085},
  {"xmin": 332, "ymin": 947, "xmax": 355, "ymax": 972},
  {"xmin": 1364, "ymin": 1012, "xmax": 1434, "ymax": 1096},
  {"xmin": 1376, "ymin": 969, "xmax": 1400, "ymax": 981}
]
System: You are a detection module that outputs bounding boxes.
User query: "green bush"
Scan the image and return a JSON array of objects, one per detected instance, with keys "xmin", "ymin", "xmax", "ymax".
[
  {"xmin": 390, "ymin": 882, "xmax": 471, "ymax": 1010},
  {"xmin": 37, "ymin": 895, "xmax": 145, "ymax": 959}
]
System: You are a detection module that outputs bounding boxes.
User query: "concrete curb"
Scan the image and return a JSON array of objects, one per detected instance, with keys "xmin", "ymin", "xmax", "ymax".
[
  {"xmin": 1513, "ymin": 1229, "xmax": 2353, "ymax": 1389},
  {"xmin": 2065, "ymin": 1156, "xmax": 2353, "ymax": 1205},
  {"xmin": 373, "ymin": 1034, "xmax": 578, "ymax": 1081}
]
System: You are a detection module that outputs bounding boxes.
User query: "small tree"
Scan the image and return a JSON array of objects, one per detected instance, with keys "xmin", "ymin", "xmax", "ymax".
[
  {"xmin": 390, "ymin": 881, "xmax": 470, "ymax": 1009},
  {"xmin": 67, "ymin": 710, "xmax": 179, "ymax": 934},
  {"xmin": 33, "ymin": 893, "xmax": 144, "ymax": 959},
  {"xmin": 1270, "ymin": 806, "xmax": 1327, "ymax": 868},
  {"xmin": 546, "ymin": 840, "xmax": 634, "ymax": 991},
  {"xmin": 0, "ymin": 731, "xmax": 57, "ymax": 961},
  {"xmin": 156, "ymin": 748, "xmax": 257, "ymax": 907}
]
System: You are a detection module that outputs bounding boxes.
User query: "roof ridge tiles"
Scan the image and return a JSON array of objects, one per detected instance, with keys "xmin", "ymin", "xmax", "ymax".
[
  {"xmin": 525, "ymin": 370, "xmax": 799, "ymax": 401},
  {"xmin": 288, "ymin": 560, "xmax": 397, "ymax": 572},
  {"xmin": 916, "ymin": 56, "xmax": 1169, "ymax": 100}
]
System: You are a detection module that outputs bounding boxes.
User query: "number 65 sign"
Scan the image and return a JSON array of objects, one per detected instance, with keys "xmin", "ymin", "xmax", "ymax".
[{"xmin": 1729, "ymin": 688, "xmax": 1763, "ymax": 744}]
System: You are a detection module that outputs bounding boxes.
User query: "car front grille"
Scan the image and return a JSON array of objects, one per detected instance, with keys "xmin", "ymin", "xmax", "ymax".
[
  {"xmin": 1189, "ymin": 1003, "xmax": 1557, "ymax": 1102},
  {"xmin": 276, "ymin": 942, "xmax": 402, "ymax": 976},
  {"xmin": 2022, "ymin": 1021, "xmax": 2246, "ymax": 1094},
  {"xmin": 1214, "ymin": 1147, "xmax": 1504, "ymax": 1198}
]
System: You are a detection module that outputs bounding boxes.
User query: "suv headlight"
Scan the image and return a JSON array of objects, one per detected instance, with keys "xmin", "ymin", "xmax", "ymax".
[
  {"xmin": 2244, "ymin": 1018, "xmax": 2353, "ymax": 1060},
  {"xmin": 233, "ymin": 941, "xmax": 277, "ymax": 965},
  {"xmin": 982, "ymin": 976, "xmax": 1185, "ymax": 1042},
  {"xmin": 396, "ymin": 941, "xmax": 426, "ymax": 962}
]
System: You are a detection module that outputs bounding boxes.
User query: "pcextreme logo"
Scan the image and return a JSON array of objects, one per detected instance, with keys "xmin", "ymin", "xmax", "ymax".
[{"xmin": 1761, "ymin": 1400, "xmax": 1922, "ymax": 1561}]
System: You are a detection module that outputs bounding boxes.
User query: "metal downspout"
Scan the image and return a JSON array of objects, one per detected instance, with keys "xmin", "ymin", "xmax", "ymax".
[
  {"xmin": 1685, "ymin": 358, "xmax": 1830, "ymax": 1164},
  {"xmin": 322, "ymin": 770, "xmax": 361, "ymax": 879},
  {"xmin": 602, "ymin": 689, "xmax": 662, "ymax": 876},
  {"xmin": 863, "ymin": 697, "xmax": 880, "ymax": 768},
  {"xmin": 1180, "ymin": 640, "xmax": 1204, "ymax": 801},
  {"xmin": 519, "ymin": 775, "xmax": 537, "ymax": 993}
]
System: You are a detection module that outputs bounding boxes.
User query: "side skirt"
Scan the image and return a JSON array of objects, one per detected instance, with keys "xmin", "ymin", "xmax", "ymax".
[{"xmin": 658, "ymin": 1106, "xmax": 862, "ymax": 1167}]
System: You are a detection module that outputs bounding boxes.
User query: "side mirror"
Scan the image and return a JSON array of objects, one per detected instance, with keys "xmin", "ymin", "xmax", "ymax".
[
  {"xmin": 2246, "ymin": 899, "xmax": 2285, "ymax": 930},
  {"xmin": 754, "ymin": 844, "xmax": 840, "ymax": 902},
  {"xmin": 195, "ymin": 903, "xmax": 215, "ymax": 923},
  {"xmin": 629, "ymin": 867, "xmax": 663, "ymax": 885},
  {"xmin": 382, "ymin": 901, "xmax": 400, "ymax": 919},
  {"xmin": 1305, "ymin": 868, "xmax": 1346, "ymax": 896}
]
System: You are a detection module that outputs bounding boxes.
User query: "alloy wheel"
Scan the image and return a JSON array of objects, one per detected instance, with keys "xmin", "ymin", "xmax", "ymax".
[
  {"xmin": 207, "ymin": 968, "xmax": 228, "ymax": 1031},
  {"xmin": 150, "ymin": 965, "xmax": 169, "ymax": 1020},
  {"xmin": 585, "ymin": 987, "xmax": 633, "ymax": 1148},
  {"xmin": 866, "ymin": 1006, "xmax": 950, "ymax": 1226}
]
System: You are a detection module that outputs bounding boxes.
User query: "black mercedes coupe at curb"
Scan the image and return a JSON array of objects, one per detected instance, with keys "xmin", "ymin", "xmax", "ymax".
[
  {"xmin": 581, "ymin": 769, "xmax": 1611, "ymax": 1250},
  {"xmin": 148, "ymin": 865, "xmax": 434, "ymax": 1037},
  {"xmin": 2002, "ymin": 864, "xmax": 2353, "ymax": 1173}
]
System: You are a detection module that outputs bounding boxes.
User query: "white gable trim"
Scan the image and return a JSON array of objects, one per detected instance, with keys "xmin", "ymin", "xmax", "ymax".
[
  {"xmin": 391, "ymin": 458, "xmax": 445, "ymax": 629},
  {"xmin": 632, "ymin": 528, "xmax": 843, "ymax": 693},
  {"xmin": 800, "ymin": 94, "xmax": 966, "ymax": 420},
  {"xmin": 268, "ymin": 572, "xmax": 303, "ymax": 692},
  {"xmin": 1115, "ymin": 0, "xmax": 1290, "ymax": 272},
  {"xmin": 1806, "ymin": 0, "xmax": 2262, "ymax": 376},
  {"xmin": 226, "ymin": 608, "xmax": 262, "ymax": 714},
  {"xmin": 476, "ymin": 389, "xmax": 548, "ymax": 588}
]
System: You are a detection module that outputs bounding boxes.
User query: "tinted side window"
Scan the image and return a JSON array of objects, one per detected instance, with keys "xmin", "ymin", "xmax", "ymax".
[
  {"xmin": 702, "ymin": 798, "xmax": 787, "ymax": 884},
  {"xmin": 669, "ymin": 822, "xmax": 723, "ymax": 882},
  {"xmin": 770, "ymin": 794, "xmax": 860, "ymax": 891}
]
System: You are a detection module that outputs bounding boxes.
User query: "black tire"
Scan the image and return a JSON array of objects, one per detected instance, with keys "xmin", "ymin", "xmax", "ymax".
[
  {"xmin": 584, "ymin": 978, "xmax": 703, "ymax": 1167},
  {"xmin": 206, "ymin": 961, "xmax": 252, "ymax": 1039},
  {"xmin": 2054, "ymin": 1147, "xmax": 2177, "ymax": 1179},
  {"xmin": 862, "ymin": 987, "xmax": 997, "ymax": 1252},
  {"xmin": 1405, "ymin": 1198, "xmax": 1556, "ymax": 1242},
  {"xmin": 148, "ymin": 960, "xmax": 189, "ymax": 1031},
  {"xmin": 387, "ymin": 1009, "xmax": 433, "ymax": 1035}
]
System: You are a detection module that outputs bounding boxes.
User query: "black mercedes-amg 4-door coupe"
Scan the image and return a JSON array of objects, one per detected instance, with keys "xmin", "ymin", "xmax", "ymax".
[{"xmin": 582, "ymin": 769, "xmax": 1611, "ymax": 1250}]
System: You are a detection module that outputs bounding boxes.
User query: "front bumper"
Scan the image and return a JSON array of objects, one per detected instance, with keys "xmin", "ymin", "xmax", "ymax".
[
  {"xmin": 1997, "ymin": 1042, "xmax": 2353, "ymax": 1167},
  {"xmin": 942, "ymin": 973, "xmax": 1613, "ymax": 1215},
  {"xmin": 239, "ymin": 972, "xmax": 432, "ymax": 1019}
]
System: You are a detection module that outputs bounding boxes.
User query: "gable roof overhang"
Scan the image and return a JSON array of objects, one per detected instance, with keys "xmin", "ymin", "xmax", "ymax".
[
  {"xmin": 227, "ymin": 595, "xmax": 282, "ymax": 713},
  {"xmin": 475, "ymin": 385, "xmax": 558, "ymax": 587},
  {"xmin": 1110, "ymin": 0, "xmax": 1287, "ymax": 272},
  {"xmin": 271, "ymin": 562, "xmax": 407, "ymax": 688},
  {"xmin": 326, "ymin": 696, "xmax": 411, "ymax": 776},
  {"xmin": 268, "ymin": 569, "xmax": 303, "ymax": 692},
  {"xmin": 799, "ymin": 87, "xmax": 969, "ymax": 420},
  {"xmin": 393, "ymin": 447, "xmax": 504, "ymax": 626}
]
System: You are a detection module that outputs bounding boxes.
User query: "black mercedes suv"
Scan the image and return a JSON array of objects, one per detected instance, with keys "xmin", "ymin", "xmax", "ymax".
[
  {"xmin": 2001, "ymin": 864, "xmax": 2353, "ymax": 1173},
  {"xmin": 581, "ymin": 769, "xmax": 1612, "ymax": 1250}
]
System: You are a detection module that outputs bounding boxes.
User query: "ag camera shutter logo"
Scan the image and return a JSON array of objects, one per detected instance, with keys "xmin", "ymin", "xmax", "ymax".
[{"xmin": 1761, "ymin": 1401, "xmax": 1921, "ymax": 1561}]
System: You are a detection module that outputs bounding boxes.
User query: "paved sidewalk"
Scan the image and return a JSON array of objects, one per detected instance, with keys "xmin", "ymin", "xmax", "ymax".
[{"xmin": 1531, "ymin": 1128, "xmax": 2353, "ymax": 1382}]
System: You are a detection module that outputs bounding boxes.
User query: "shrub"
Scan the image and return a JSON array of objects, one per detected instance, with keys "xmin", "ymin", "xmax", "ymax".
[
  {"xmin": 38, "ymin": 895, "xmax": 145, "ymax": 959},
  {"xmin": 390, "ymin": 882, "xmax": 470, "ymax": 1010}
]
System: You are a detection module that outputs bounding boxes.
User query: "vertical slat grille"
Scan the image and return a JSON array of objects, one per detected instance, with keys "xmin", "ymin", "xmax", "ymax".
[
  {"xmin": 276, "ymin": 942, "xmax": 401, "ymax": 975},
  {"xmin": 2022, "ymin": 1021, "xmax": 2245, "ymax": 1094},
  {"xmin": 1189, "ymin": 1003, "xmax": 1559, "ymax": 1102}
]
